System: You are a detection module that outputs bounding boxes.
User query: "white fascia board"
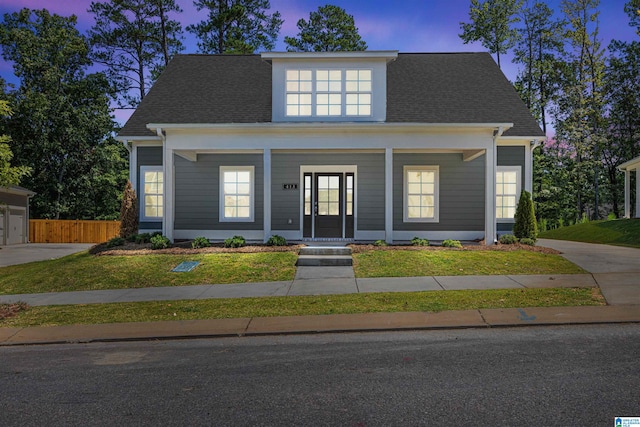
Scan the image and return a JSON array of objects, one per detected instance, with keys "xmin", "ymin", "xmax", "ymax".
[
  {"xmin": 1, "ymin": 186, "xmax": 36, "ymax": 197},
  {"xmin": 618, "ymin": 156, "xmax": 640, "ymax": 171},
  {"xmin": 147, "ymin": 122, "xmax": 514, "ymax": 133},
  {"xmin": 261, "ymin": 51, "xmax": 398, "ymax": 62},
  {"xmin": 115, "ymin": 135, "xmax": 162, "ymax": 142}
]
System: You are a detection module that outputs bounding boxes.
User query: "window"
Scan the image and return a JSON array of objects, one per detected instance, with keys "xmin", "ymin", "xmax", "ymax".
[
  {"xmin": 285, "ymin": 68, "xmax": 372, "ymax": 117},
  {"xmin": 220, "ymin": 166, "xmax": 254, "ymax": 222},
  {"xmin": 496, "ymin": 166, "xmax": 521, "ymax": 221},
  {"xmin": 140, "ymin": 166, "xmax": 163, "ymax": 221},
  {"xmin": 404, "ymin": 166, "xmax": 439, "ymax": 222}
]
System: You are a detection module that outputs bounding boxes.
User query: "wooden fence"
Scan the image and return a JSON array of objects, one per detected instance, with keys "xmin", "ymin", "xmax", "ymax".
[{"xmin": 29, "ymin": 219, "xmax": 121, "ymax": 243}]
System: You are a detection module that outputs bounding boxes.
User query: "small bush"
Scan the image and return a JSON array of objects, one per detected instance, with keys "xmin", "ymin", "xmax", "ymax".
[
  {"xmin": 514, "ymin": 190, "xmax": 537, "ymax": 241},
  {"xmin": 125, "ymin": 234, "xmax": 138, "ymax": 242},
  {"xmin": 224, "ymin": 235, "xmax": 246, "ymax": 248},
  {"xmin": 499, "ymin": 234, "xmax": 518, "ymax": 245},
  {"xmin": 150, "ymin": 235, "xmax": 170, "ymax": 250},
  {"xmin": 134, "ymin": 233, "xmax": 151, "ymax": 244},
  {"xmin": 442, "ymin": 239, "xmax": 462, "ymax": 248},
  {"xmin": 519, "ymin": 238, "xmax": 536, "ymax": 246},
  {"xmin": 192, "ymin": 236, "xmax": 211, "ymax": 249},
  {"xmin": 411, "ymin": 236, "xmax": 429, "ymax": 246},
  {"xmin": 373, "ymin": 239, "xmax": 387, "ymax": 246},
  {"xmin": 106, "ymin": 236, "xmax": 125, "ymax": 248},
  {"xmin": 607, "ymin": 212, "xmax": 617, "ymax": 220},
  {"xmin": 266, "ymin": 235, "xmax": 287, "ymax": 246}
]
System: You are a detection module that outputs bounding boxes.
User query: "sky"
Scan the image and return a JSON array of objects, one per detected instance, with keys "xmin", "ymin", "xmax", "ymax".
[{"xmin": 0, "ymin": 0, "xmax": 637, "ymax": 125}]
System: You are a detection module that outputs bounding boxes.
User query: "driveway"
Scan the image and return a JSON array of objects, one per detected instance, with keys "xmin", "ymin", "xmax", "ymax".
[
  {"xmin": 538, "ymin": 239, "xmax": 640, "ymax": 305},
  {"xmin": 0, "ymin": 243, "xmax": 94, "ymax": 267}
]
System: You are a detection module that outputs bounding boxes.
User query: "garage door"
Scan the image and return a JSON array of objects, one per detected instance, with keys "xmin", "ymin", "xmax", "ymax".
[{"xmin": 8, "ymin": 210, "xmax": 25, "ymax": 245}]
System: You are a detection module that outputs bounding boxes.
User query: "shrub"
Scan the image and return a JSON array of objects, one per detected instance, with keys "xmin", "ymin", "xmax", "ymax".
[
  {"xmin": 266, "ymin": 235, "xmax": 287, "ymax": 246},
  {"xmin": 224, "ymin": 235, "xmax": 246, "ymax": 248},
  {"xmin": 411, "ymin": 236, "xmax": 429, "ymax": 246},
  {"xmin": 519, "ymin": 238, "xmax": 536, "ymax": 246},
  {"xmin": 106, "ymin": 236, "xmax": 125, "ymax": 248},
  {"xmin": 499, "ymin": 234, "xmax": 518, "ymax": 245},
  {"xmin": 442, "ymin": 239, "xmax": 462, "ymax": 248},
  {"xmin": 607, "ymin": 212, "xmax": 617, "ymax": 220},
  {"xmin": 514, "ymin": 190, "xmax": 537, "ymax": 241},
  {"xmin": 135, "ymin": 233, "xmax": 152, "ymax": 244},
  {"xmin": 119, "ymin": 180, "xmax": 138, "ymax": 238},
  {"xmin": 192, "ymin": 236, "xmax": 211, "ymax": 249},
  {"xmin": 150, "ymin": 235, "xmax": 170, "ymax": 250},
  {"xmin": 373, "ymin": 239, "xmax": 387, "ymax": 246}
]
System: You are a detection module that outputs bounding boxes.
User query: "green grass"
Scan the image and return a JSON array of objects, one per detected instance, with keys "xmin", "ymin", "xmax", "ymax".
[
  {"xmin": 353, "ymin": 250, "xmax": 585, "ymax": 278},
  {"xmin": 0, "ymin": 251, "xmax": 298, "ymax": 295},
  {"xmin": 539, "ymin": 219, "xmax": 640, "ymax": 248},
  {"xmin": 0, "ymin": 287, "xmax": 604, "ymax": 328}
]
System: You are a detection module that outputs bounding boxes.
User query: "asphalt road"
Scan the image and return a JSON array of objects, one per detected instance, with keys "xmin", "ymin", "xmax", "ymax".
[{"xmin": 1, "ymin": 325, "xmax": 639, "ymax": 426}]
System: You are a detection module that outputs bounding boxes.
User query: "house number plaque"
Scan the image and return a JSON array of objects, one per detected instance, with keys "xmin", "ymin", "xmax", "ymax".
[{"xmin": 282, "ymin": 184, "xmax": 298, "ymax": 190}]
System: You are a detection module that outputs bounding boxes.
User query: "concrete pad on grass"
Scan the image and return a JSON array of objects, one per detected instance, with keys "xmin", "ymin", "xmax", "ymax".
[
  {"xmin": 288, "ymin": 278, "xmax": 358, "ymax": 296},
  {"xmin": 198, "ymin": 281, "xmax": 291, "ymax": 299},
  {"xmin": 435, "ymin": 275, "xmax": 522, "ymax": 290},
  {"xmin": 594, "ymin": 273, "xmax": 640, "ymax": 305},
  {"xmin": 295, "ymin": 266, "xmax": 355, "ymax": 279},
  {"xmin": 115, "ymin": 285, "xmax": 211, "ymax": 303},
  {"xmin": 508, "ymin": 274, "xmax": 597, "ymax": 288},
  {"xmin": 0, "ymin": 327, "xmax": 22, "ymax": 343},
  {"xmin": 357, "ymin": 276, "xmax": 443, "ymax": 293}
]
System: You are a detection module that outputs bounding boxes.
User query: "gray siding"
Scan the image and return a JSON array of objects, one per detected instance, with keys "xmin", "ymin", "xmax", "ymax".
[
  {"xmin": 497, "ymin": 146, "xmax": 525, "ymax": 184},
  {"xmin": 0, "ymin": 192, "xmax": 28, "ymax": 208},
  {"xmin": 271, "ymin": 153, "xmax": 385, "ymax": 231},
  {"xmin": 137, "ymin": 146, "xmax": 163, "ymax": 229},
  {"xmin": 174, "ymin": 153, "xmax": 263, "ymax": 230},
  {"xmin": 393, "ymin": 153, "xmax": 486, "ymax": 231}
]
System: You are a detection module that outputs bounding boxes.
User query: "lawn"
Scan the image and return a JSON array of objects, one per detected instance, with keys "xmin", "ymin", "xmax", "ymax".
[
  {"xmin": 352, "ymin": 249, "xmax": 585, "ymax": 278},
  {"xmin": 0, "ymin": 287, "xmax": 604, "ymax": 328},
  {"xmin": 539, "ymin": 219, "xmax": 640, "ymax": 248},
  {"xmin": 0, "ymin": 251, "xmax": 298, "ymax": 295}
]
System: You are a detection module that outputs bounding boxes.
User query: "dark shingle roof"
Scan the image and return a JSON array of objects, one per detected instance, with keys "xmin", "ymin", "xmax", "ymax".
[{"xmin": 119, "ymin": 52, "xmax": 543, "ymax": 138}]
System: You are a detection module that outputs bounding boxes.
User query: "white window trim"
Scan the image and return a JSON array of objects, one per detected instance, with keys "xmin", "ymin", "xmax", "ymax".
[
  {"xmin": 219, "ymin": 166, "xmax": 255, "ymax": 223},
  {"xmin": 285, "ymin": 68, "xmax": 373, "ymax": 119},
  {"xmin": 140, "ymin": 165, "xmax": 163, "ymax": 222},
  {"xmin": 403, "ymin": 165, "xmax": 440, "ymax": 223},
  {"xmin": 496, "ymin": 166, "xmax": 522, "ymax": 223}
]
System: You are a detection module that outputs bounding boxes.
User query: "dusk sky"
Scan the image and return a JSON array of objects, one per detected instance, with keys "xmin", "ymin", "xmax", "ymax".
[{"xmin": 0, "ymin": 0, "xmax": 637, "ymax": 125}]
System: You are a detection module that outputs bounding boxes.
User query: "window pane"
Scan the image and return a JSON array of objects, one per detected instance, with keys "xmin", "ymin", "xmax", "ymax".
[
  {"xmin": 359, "ymin": 105, "xmax": 371, "ymax": 116},
  {"xmin": 505, "ymin": 184, "xmax": 517, "ymax": 194},
  {"xmin": 421, "ymin": 171, "xmax": 434, "ymax": 184},
  {"xmin": 286, "ymin": 82, "xmax": 299, "ymax": 92},
  {"xmin": 300, "ymin": 70, "xmax": 312, "ymax": 80},
  {"xmin": 300, "ymin": 94, "xmax": 312, "ymax": 104},
  {"xmin": 237, "ymin": 207, "xmax": 250, "ymax": 218},
  {"xmin": 286, "ymin": 70, "xmax": 298, "ymax": 80},
  {"xmin": 408, "ymin": 183, "xmax": 422, "ymax": 194},
  {"xmin": 329, "ymin": 81, "xmax": 341, "ymax": 92},
  {"xmin": 317, "ymin": 81, "xmax": 328, "ymax": 92},
  {"xmin": 317, "ymin": 105, "xmax": 329, "ymax": 116},
  {"xmin": 423, "ymin": 183, "xmax": 435, "ymax": 194},
  {"xmin": 316, "ymin": 70, "xmax": 328, "ymax": 80},
  {"xmin": 359, "ymin": 93, "xmax": 371, "ymax": 105},
  {"xmin": 329, "ymin": 176, "xmax": 339, "ymax": 188},
  {"xmin": 346, "ymin": 105, "xmax": 358, "ymax": 115},
  {"xmin": 236, "ymin": 171, "xmax": 250, "ymax": 182},
  {"xmin": 224, "ymin": 183, "xmax": 236, "ymax": 194},
  {"xmin": 287, "ymin": 105, "xmax": 299, "ymax": 116},
  {"xmin": 236, "ymin": 183, "xmax": 250, "ymax": 194},
  {"xmin": 300, "ymin": 105, "xmax": 312, "ymax": 116},
  {"xmin": 225, "ymin": 195, "xmax": 237, "ymax": 206},
  {"xmin": 318, "ymin": 202, "xmax": 328, "ymax": 215},
  {"xmin": 422, "ymin": 195, "xmax": 434, "ymax": 207},
  {"xmin": 408, "ymin": 206, "xmax": 421, "ymax": 218},
  {"xmin": 346, "ymin": 70, "xmax": 358, "ymax": 80},
  {"xmin": 329, "ymin": 202, "xmax": 339, "ymax": 215},
  {"xmin": 237, "ymin": 196, "xmax": 250, "ymax": 207},
  {"xmin": 300, "ymin": 81, "xmax": 312, "ymax": 92},
  {"xmin": 407, "ymin": 195, "xmax": 420, "ymax": 206},
  {"xmin": 422, "ymin": 207, "xmax": 435, "ymax": 218},
  {"xmin": 346, "ymin": 81, "xmax": 358, "ymax": 92},
  {"xmin": 359, "ymin": 69, "xmax": 371, "ymax": 80},
  {"xmin": 359, "ymin": 81, "xmax": 372, "ymax": 92},
  {"xmin": 346, "ymin": 94, "xmax": 358, "ymax": 104},
  {"xmin": 317, "ymin": 94, "xmax": 328, "ymax": 104},
  {"xmin": 318, "ymin": 189, "xmax": 329, "ymax": 202},
  {"xmin": 225, "ymin": 207, "xmax": 236, "ymax": 218}
]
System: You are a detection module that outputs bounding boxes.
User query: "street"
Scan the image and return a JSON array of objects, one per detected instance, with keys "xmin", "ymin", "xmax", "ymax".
[{"xmin": 1, "ymin": 324, "xmax": 639, "ymax": 426}]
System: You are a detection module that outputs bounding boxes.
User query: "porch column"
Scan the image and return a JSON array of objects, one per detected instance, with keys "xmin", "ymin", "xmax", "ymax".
[
  {"xmin": 485, "ymin": 145, "xmax": 496, "ymax": 245},
  {"xmin": 263, "ymin": 148, "xmax": 272, "ymax": 242},
  {"xmin": 163, "ymin": 148, "xmax": 174, "ymax": 242},
  {"xmin": 385, "ymin": 148, "xmax": 393, "ymax": 244},
  {"xmin": 624, "ymin": 169, "xmax": 631, "ymax": 219}
]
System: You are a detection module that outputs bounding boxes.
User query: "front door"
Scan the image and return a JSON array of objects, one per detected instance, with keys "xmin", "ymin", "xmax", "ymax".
[{"xmin": 303, "ymin": 172, "xmax": 354, "ymax": 239}]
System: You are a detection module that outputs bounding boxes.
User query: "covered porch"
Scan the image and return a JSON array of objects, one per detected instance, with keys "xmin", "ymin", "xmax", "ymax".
[{"xmin": 619, "ymin": 156, "xmax": 640, "ymax": 218}]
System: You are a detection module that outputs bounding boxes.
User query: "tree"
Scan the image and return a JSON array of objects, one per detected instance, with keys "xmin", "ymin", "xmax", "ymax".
[
  {"xmin": 187, "ymin": 0, "xmax": 282, "ymax": 54},
  {"xmin": 0, "ymin": 8, "xmax": 127, "ymax": 219},
  {"xmin": 0, "ymin": 100, "xmax": 31, "ymax": 187},
  {"xmin": 459, "ymin": 0, "xmax": 523, "ymax": 68},
  {"xmin": 284, "ymin": 4, "xmax": 367, "ymax": 52},
  {"xmin": 512, "ymin": 1, "xmax": 565, "ymax": 134},
  {"xmin": 119, "ymin": 180, "xmax": 138, "ymax": 237},
  {"xmin": 88, "ymin": 0, "xmax": 184, "ymax": 109},
  {"xmin": 513, "ymin": 190, "xmax": 538, "ymax": 240},
  {"xmin": 551, "ymin": 0, "xmax": 606, "ymax": 221}
]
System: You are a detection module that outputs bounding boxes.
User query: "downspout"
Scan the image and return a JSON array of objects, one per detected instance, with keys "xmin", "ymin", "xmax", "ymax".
[
  {"xmin": 488, "ymin": 127, "xmax": 505, "ymax": 244},
  {"xmin": 155, "ymin": 128, "xmax": 170, "ymax": 240}
]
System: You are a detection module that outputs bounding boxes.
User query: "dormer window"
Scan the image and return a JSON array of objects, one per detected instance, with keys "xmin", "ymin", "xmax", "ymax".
[{"xmin": 285, "ymin": 68, "xmax": 373, "ymax": 118}]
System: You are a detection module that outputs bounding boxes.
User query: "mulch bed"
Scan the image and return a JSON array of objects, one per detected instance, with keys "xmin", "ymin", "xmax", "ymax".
[{"xmin": 90, "ymin": 240, "xmax": 560, "ymax": 256}]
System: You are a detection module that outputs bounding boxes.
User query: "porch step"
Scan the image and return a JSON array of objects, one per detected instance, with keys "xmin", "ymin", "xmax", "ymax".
[{"xmin": 296, "ymin": 246, "xmax": 353, "ymax": 266}]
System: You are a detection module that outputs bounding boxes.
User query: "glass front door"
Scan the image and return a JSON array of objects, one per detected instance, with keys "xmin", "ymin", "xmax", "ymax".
[{"xmin": 303, "ymin": 172, "xmax": 354, "ymax": 239}]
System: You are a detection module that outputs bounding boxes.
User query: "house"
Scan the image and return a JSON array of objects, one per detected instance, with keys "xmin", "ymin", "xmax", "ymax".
[
  {"xmin": 619, "ymin": 155, "xmax": 640, "ymax": 218},
  {"xmin": 0, "ymin": 185, "xmax": 35, "ymax": 245},
  {"xmin": 116, "ymin": 51, "xmax": 545, "ymax": 244}
]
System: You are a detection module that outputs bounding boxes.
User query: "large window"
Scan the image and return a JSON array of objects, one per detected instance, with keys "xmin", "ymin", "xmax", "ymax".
[
  {"xmin": 140, "ymin": 166, "xmax": 163, "ymax": 221},
  {"xmin": 286, "ymin": 68, "xmax": 372, "ymax": 118},
  {"xmin": 496, "ymin": 166, "xmax": 521, "ymax": 221},
  {"xmin": 404, "ymin": 166, "xmax": 439, "ymax": 222},
  {"xmin": 220, "ymin": 166, "xmax": 254, "ymax": 222}
]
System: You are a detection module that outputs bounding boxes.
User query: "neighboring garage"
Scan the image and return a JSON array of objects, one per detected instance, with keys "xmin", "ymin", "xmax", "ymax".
[{"xmin": 0, "ymin": 185, "xmax": 35, "ymax": 246}]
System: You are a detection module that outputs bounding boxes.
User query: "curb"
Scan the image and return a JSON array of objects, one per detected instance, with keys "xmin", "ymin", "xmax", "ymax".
[{"xmin": 2, "ymin": 305, "xmax": 640, "ymax": 346}]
